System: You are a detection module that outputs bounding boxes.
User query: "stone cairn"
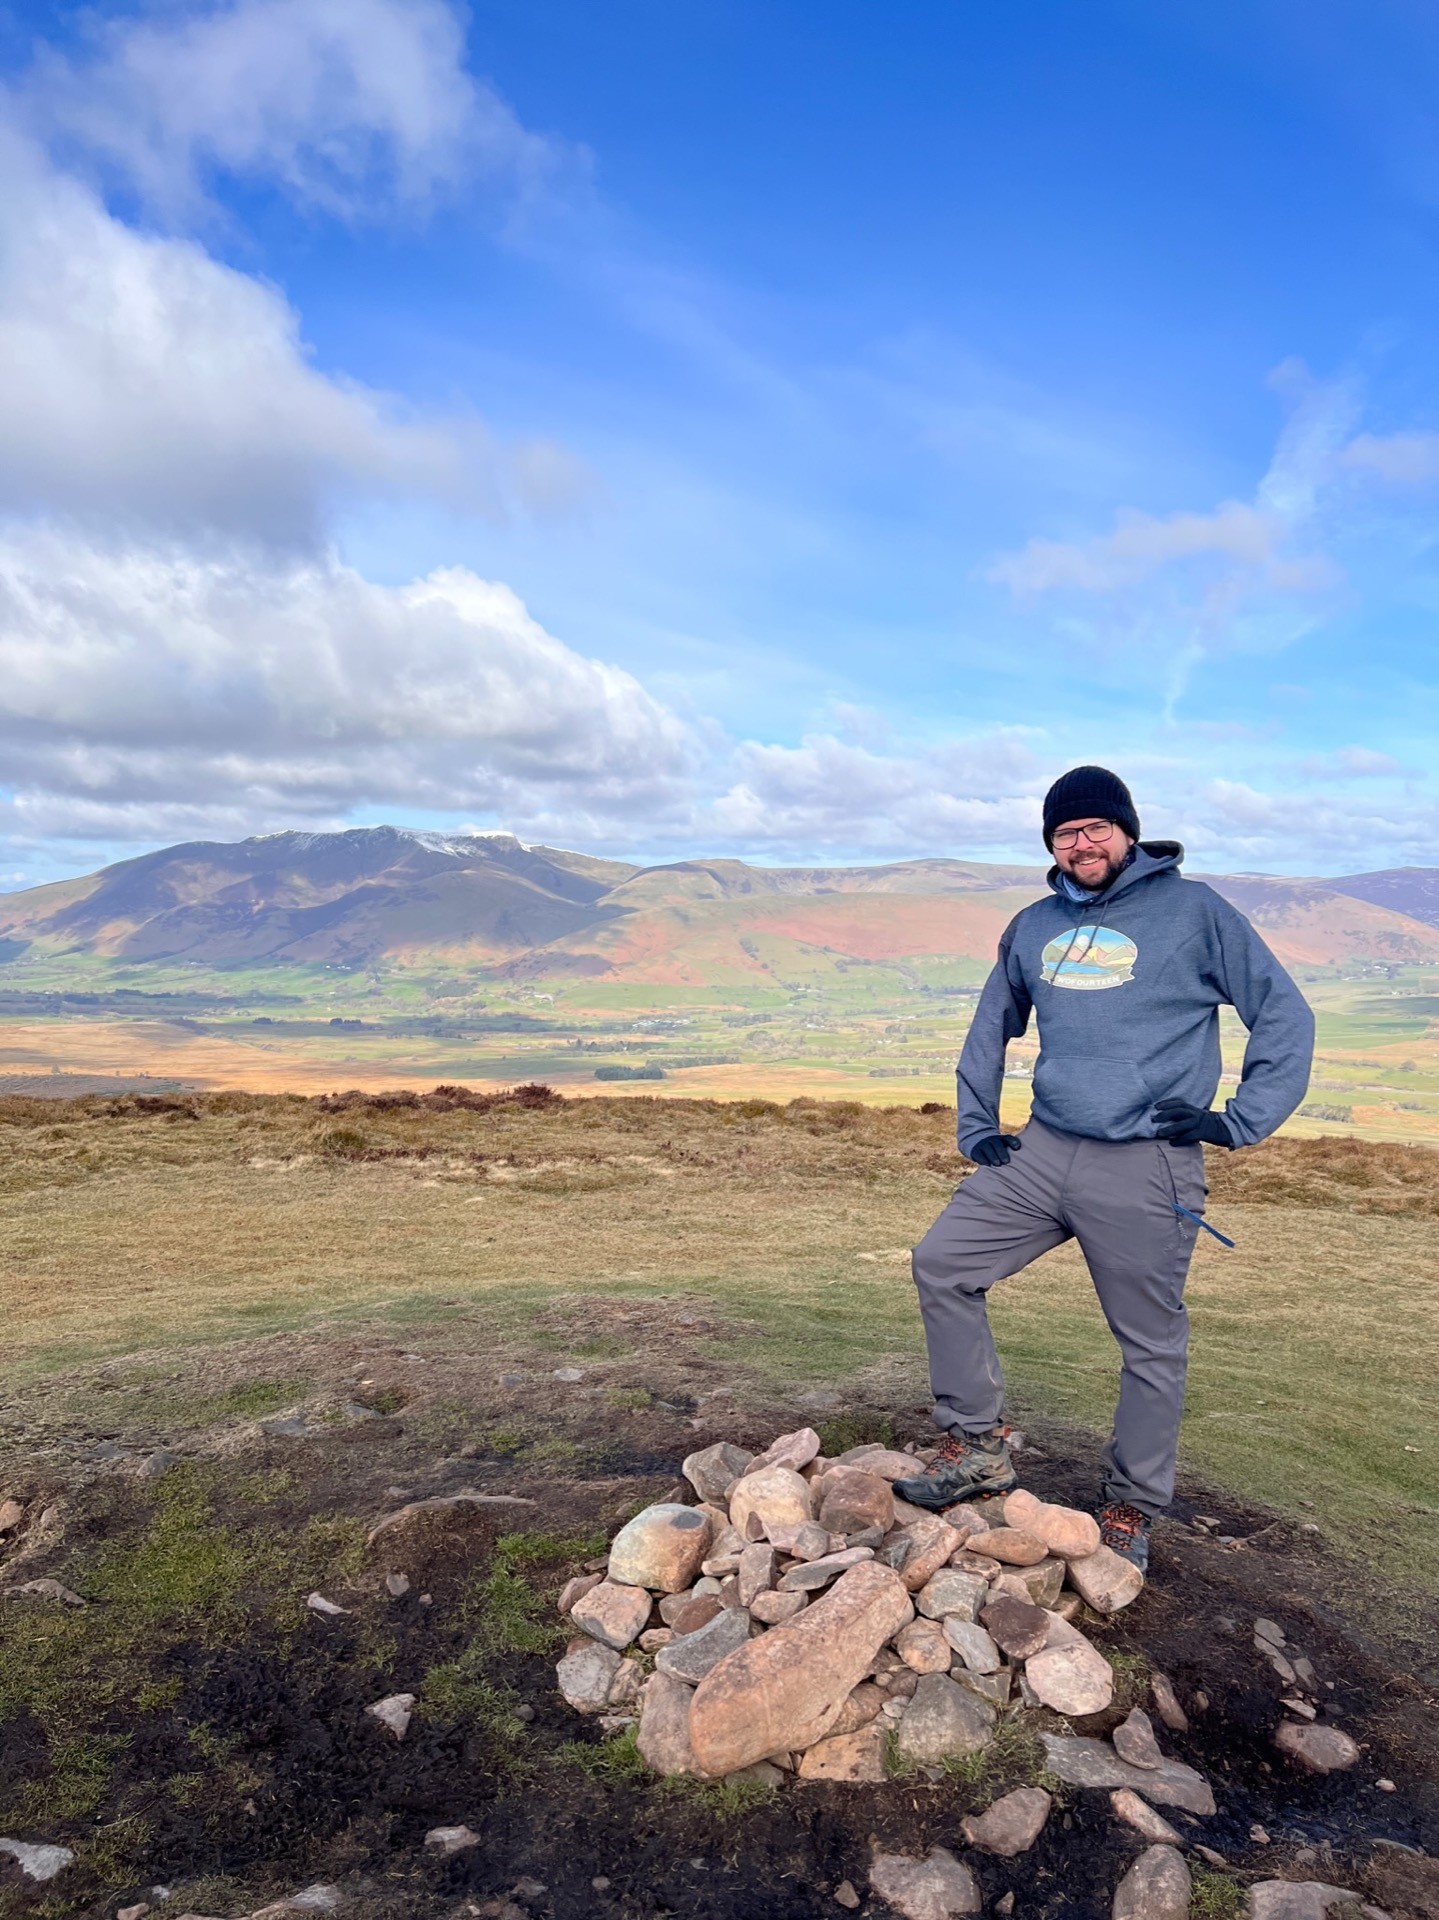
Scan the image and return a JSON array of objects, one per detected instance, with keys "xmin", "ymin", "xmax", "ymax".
[{"xmin": 555, "ymin": 1426, "xmax": 1184, "ymax": 1791}]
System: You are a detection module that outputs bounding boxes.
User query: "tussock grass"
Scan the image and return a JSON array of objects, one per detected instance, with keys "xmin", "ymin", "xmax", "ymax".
[{"xmin": 3, "ymin": 1092, "xmax": 1436, "ymax": 1598}]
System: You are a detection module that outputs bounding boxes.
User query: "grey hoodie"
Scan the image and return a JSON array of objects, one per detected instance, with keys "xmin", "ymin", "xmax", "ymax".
[{"xmin": 956, "ymin": 842, "xmax": 1315, "ymax": 1155}]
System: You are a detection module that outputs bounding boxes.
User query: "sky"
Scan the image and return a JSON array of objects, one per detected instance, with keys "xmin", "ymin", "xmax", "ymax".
[{"xmin": 3, "ymin": 0, "xmax": 1439, "ymax": 887}]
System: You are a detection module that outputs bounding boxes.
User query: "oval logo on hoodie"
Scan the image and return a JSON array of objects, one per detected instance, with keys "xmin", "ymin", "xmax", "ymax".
[{"xmin": 1040, "ymin": 924, "xmax": 1138, "ymax": 990}]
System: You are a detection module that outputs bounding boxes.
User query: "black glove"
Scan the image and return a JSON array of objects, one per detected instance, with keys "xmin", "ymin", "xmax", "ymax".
[
  {"xmin": 1152, "ymin": 1099, "xmax": 1233, "ymax": 1148},
  {"xmin": 968, "ymin": 1133, "xmax": 1022, "ymax": 1168}
]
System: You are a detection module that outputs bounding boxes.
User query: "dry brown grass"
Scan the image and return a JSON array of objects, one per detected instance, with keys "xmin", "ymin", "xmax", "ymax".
[{"xmin": 2, "ymin": 1090, "xmax": 1435, "ymax": 1599}]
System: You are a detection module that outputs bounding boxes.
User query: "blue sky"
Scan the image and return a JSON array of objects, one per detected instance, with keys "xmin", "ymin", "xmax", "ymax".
[{"xmin": 2, "ymin": 0, "xmax": 1439, "ymax": 885}]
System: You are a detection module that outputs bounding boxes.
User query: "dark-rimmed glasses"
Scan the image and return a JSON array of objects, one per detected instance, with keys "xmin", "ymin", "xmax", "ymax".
[{"xmin": 1051, "ymin": 820, "xmax": 1116, "ymax": 849}]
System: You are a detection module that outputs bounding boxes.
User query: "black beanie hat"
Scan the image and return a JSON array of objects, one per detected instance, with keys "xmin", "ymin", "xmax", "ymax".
[{"xmin": 1042, "ymin": 766, "xmax": 1140, "ymax": 849}]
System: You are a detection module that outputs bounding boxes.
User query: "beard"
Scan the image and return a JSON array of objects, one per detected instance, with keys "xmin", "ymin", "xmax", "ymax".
[{"xmin": 1065, "ymin": 849, "xmax": 1127, "ymax": 892}]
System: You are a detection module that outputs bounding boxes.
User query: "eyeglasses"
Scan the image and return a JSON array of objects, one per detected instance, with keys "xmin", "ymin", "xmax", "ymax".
[{"xmin": 1051, "ymin": 821, "xmax": 1116, "ymax": 849}]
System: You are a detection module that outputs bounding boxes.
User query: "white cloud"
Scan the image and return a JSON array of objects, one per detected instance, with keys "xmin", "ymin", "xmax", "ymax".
[
  {"xmin": 0, "ymin": 528, "xmax": 692, "ymax": 844},
  {"xmin": 1297, "ymin": 746, "xmax": 1405, "ymax": 780},
  {"xmin": 987, "ymin": 500, "xmax": 1282, "ymax": 596},
  {"xmin": 1338, "ymin": 430, "xmax": 1439, "ymax": 485},
  {"xmin": 0, "ymin": 128, "xmax": 587, "ymax": 544},
  {"xmin": 706, "ymin": 730, "xmax": 1046, "ymax": 856},
  {"xmin": 22, "ymin": 0, "xmax": 561, "ymax": 223}
]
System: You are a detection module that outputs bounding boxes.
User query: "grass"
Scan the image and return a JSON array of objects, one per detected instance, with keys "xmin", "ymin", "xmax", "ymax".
[
  {"xmin": 1189, "ymin": 1870, "xmax": 1246, "ymax": 1920},
  {"xmin": 2, "ymin": 1092, "xmax": 1437, "ymax": 1606}
]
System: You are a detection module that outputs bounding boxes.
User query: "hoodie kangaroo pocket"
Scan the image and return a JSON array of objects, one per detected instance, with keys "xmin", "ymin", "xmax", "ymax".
[{"xmin": 1032, "ymin": 1054, "xmax": 1153, "ymax": 1137}]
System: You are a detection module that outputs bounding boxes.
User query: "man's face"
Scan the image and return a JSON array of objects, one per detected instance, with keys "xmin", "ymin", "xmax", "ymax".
[{"xmin": 1051, "ymin": 817, "xmax": 1135, "ymax": 891}]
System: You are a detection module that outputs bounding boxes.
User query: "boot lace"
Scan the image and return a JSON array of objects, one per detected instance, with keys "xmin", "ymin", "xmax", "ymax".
[{"xmin": 1098, "ymin": 1500, "xmax": 1149, "ymax": 1550}]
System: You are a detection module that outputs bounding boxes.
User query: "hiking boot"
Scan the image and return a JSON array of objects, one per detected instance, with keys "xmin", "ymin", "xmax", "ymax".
[
  {"xmin": 891, "ymin": 1428, "xmax": 1017, "ymax": 1511},
  {"xmin": 1097, "ymin": 1500, "xmax": 1152, "ymax": 1577}
]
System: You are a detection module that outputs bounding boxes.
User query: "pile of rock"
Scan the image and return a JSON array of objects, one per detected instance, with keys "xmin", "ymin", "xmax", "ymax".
[{"xmin": 555, "ymin": 1427, "xmax": 1152, "ymax": 1782}]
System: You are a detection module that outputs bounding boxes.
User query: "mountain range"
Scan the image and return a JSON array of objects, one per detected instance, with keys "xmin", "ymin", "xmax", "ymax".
[{"xmin": 2, "ymin": 827, "xmax": 1438, "ymax": 983}]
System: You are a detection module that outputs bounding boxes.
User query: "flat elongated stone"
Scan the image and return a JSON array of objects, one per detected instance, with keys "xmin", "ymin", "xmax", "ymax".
[
  {"xmin": 571, "ymin": 1579, "xmax": 653, "ymax": 1651},
  {"xmin": 953, "ymin": 1666, "xmax": 1011, "ymax": 1709},
  {"xmin": 961, "ymin": 1786, "xmax": 1052, "ymax": 1856},
  {"xmin": 1065, "ymin": 1543, "xmax": 1144, "ymax": 1615},
  {"xmin": 608, "ymin": 1503, "xmax": 712, "ymax": 1593},
  {"xmin": 1112, "ymin": 1845, "xmax": 1191, "ymax": 1920},
  {"xmin": 916, "ymin": 1568, "xmax": 988, "ymax": 1621},
  {"xmin": 738, "ymin": 1542, "xmax": 776, "ymax": 1606},
  {"xmin": 730, "ymin": 1465, "xmax": 814, "ymax": 1543},
  {"xmin": 669, "ymin": 1594, "xmax": 723, "ymax": 1635},
  {"xmin": 636, "ymin": 1669, "xmax": 705, "ymax": 1775},
  {"xmin": 689, "ymin": 1560, "xmax": 912, "ymax": 1775},
  {"xmin": 1110, "ymin": 1790, "xmax": 1183, "ymax": 1844},
  {"xmin": 869, "ymin": 1848, "xmax": 981, "ymax": 1920},
  {"xmin": 981, "ymin": 1528, "xmax": 1048, "ymax": 1565},
  {"xmin": 948, "ymin": 1549, "xmax": 1002, "ymax": 1579},
  {"xmin": 1248, "ymin": 1884, "xmax": 1371, "ymax": 1920},
  {"xmin": 894, "ymin": 1672, "xmax": 995, "ymax": 1765},
  {"xmin": 1273, "ymin": 1722, "xmax": 1359, "ymax": 1774},
  {"xmin": 745, "ymin": 1427, "xmax": 822, "ymax": 1475},
  {"xmin": 0, "ymin": 1840, "xmax": 75, "ymax": 1883},
  {"xmin": 797, "ymin": 1722, "xmax": 887, "ymax": 1782},
  {"xmin": 778, "ymin": 1546, "xmax": 875, "ymax": 1591},
  {"xmin": 683, "ymin": 1442, "xmax": 754, "ymax": 1505},
  {"xmin": 1004, "ymin": 1492, "xmax": 1102, "ymax": 1560},
  {"xmin": 1039, "ymin": 1735, "xmax": 1216, "ymax": 1815},
  {"xmin": 655, "ymin": 1605, "xmax": 752, "ymax": 1683},
  {"xmin": 836, "ymin": 1447, "xmax": 929, "ymax": 1482},
  {"xmin": 1113, "ymin": 1707, "xmax": 1164, "ymax": 1769}
]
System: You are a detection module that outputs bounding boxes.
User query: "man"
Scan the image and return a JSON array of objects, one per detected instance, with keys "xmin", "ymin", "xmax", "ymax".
[{"xmin": 893, "ymin": 766, "xmax": 1314, "ymax": 1574}]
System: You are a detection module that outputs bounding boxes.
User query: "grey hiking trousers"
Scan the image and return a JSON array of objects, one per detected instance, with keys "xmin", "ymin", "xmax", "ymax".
[{"xmin": 912, "ymin": 1117, "xmax": 1208, "ymax": 1515}]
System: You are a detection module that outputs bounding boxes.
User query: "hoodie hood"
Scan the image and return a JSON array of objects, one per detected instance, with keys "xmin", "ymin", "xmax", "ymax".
[{"xmin": 1046, "ymin": 839, "xmax": 1183, "ymax": 903}]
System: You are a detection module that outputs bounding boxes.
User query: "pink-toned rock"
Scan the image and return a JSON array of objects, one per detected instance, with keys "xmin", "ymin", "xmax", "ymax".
[
  {"xmin": 1109, "ymin": 1789, "xmax": 1183, "ymax": 1844},
  {"xmin": 750, "ymin": 1588, "xmax": 807, "ymax": 1625},
  {"xmin": 1111, "ymin": 1845, "xmax": 1191, "ymax": 1920},
  {"xmin": 607, "ymin": 1503, "xmax": 712, "ymax": 1593},
  {"xmin": 890, "ymin": 1515, "xmax": 961, "ymax": 1592},
  {"xmin": 1025, "ymin": 1615, "xmax": 1115, "ymax": 1716},
  {"xmin": 1150, "ymin": 1672, "xmax": 1190, "ymax": 1733},
  {"xmin": 837, "ymin": 1447, "xmax": 930, "ymax": 1482},
  {"xmin": 636, "ymin": 1669, "xmax": 705, "ymax": 1776},
  {"xmin": 729, "ymin": 1465, "xmax": 814, "ymax": 1543},
  {"xmin": 737, "ymin": 1542, "xmax": 776, "ymax": 1606},
  {"xmin": 944, "ymin": 1505, "xmax": 991, "ymax": 1541},
  {"xmin": 869, "ymin": 1848, "xmax": 981, "ymax": 1920},
  {"xmin": 558, "ymin": 1571, "xmax": 604, "ymax": 1615},
  {"xmin": 1002, "ymin": 1488, "xmax": 1042, "ymax": 1527},
  {"xmin": 980, "ymin": 1528, "xmax": 1049, "ymax": 1566},
  {"xmin": 829, "ymin": 1680, "xmax": 887, "ymax": 1735},
  {"xmin": 571, "ymin": 1579, "xmax": 653, "ymax": 1651},
  {"xmin": 638, "ymin": 1627, "xmax": 675, "ymax": 1652},
  {"xmin": 689, "ymin": 1560, "xmax": 912, "ymax": 1775},
  {"xmin": 1029, "ymin": 1503, "xmax": 1102, "ymax": 1561},
  {"xmin": 1274, "ymin": 1721, "xmax": 1359, "ymax": 1774},
  {"xmin": 896, "ymin": 1617, "xmax": 952, "ymax": 1674},
  {"xmin": 1065, "ymin": 1543, "xmax": 1145, "ymax": 1614},
  {"xmin": 819, "ymin": 1468, "xmax": 896, "ymax": 1536},
  {"xmin": 744, "ymin": 1427, "xmax": 822, "ymax": 1475},
  {"xmin": 0, "ymin": 1498, "xmax": 23, "ymax": 1534},
  {"xmin": 961, "ymin": 1786, "xmax": 1052, "ymax": 1856},
  {"xmin": 797, "ymin": 1722, "xmax": 887, "ymax": 1782},
  {"xmin": 607, "ymin": 1657, "xmax": 645, "ymax": 1707},
  {"xmin": 1113, "ymin": 1707, "xmax": 1163, "ymax": 1770}
]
